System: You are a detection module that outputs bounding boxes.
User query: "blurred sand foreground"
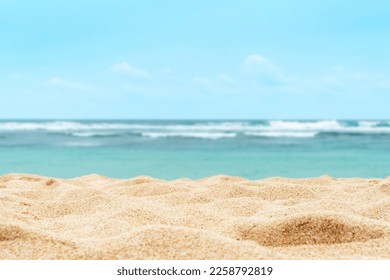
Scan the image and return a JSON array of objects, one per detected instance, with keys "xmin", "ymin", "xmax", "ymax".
[{"xmin": 1, "ymin": 174, "xmax": 390, "ymax": 259}]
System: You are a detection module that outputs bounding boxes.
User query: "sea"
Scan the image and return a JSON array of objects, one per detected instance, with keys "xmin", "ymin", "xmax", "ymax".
[{"xmin": 0, "ymin": 120, "xmax": 389, "ymax": 180}]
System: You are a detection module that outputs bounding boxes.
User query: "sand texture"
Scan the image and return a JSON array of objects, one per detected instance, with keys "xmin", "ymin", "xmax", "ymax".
[{"xmin": 1, "ymin": 174, "xmax": 390, "ymax": 260}]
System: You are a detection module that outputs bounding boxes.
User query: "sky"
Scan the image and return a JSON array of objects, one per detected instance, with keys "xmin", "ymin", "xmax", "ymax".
[{"xmin": 0, "ymin": 0, "xmax": 389, "ymax": 119}]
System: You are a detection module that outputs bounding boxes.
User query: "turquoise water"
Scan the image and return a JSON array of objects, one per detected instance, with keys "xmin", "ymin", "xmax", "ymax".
[{"xmin": 1, "ymin": 120, "xmax": 390, "ymax": 179}]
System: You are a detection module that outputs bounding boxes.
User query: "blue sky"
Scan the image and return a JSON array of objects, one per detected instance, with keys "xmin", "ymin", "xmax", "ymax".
[{"xmin": 0, "ymin": 0, "xmax": 389, "ymax": 119}]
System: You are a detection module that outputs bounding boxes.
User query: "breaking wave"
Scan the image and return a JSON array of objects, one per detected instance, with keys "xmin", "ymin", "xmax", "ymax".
[{"xmin": 1, "ymin": 120, "xmax": 390, "ymax": 139}]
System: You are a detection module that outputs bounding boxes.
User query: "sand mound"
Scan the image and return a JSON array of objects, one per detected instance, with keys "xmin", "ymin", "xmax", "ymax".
[
  {"xmin": 83, "ymin": 225, "xmax": 283, "ymax": 260},
  {"xmin": 0, "ymin": 224, "xmax": 79, "ymax": 260},
  {"xmin": 238, "ymin": 214, "xmax": 385, "ymax": 246},
  {"xmin": 379, "ymin": 181, "xmax": 390, "ymax": 194},
  {"xmin": 1, "ymin": 174, "xmax": 390, "ymax": 259},
  {"xmin": 0, "ymin": 224, "xmax": 27, "ymax": 241}
]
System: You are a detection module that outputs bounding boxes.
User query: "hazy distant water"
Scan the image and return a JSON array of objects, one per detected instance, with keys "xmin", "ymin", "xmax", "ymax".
[{"xmin": 1, "ymin": 120, "xmax": 390, "ymax": 179}]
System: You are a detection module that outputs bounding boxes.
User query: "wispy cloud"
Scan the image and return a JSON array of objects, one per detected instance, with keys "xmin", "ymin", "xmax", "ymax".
[
  {"xmin": 48, "ymin": 77, "xmax": 93, "ymax": 91},
  {"xmin": 240, "ymin": 55, "xmax": 390, "ymax": 95},
  {"xmin": 241, "ymin": 54, "xmax": 286, "ymax": 84},
  {"xmin": 110, "ymin": 62, "xmax": 151, "ymax": 79},
  {"xmin": 242, "ymin": 55, "xmax": 277, "ymax": 72},
  {"xmin": 300, "ymin": 65, "xmax": 390, "ymax": 96}
]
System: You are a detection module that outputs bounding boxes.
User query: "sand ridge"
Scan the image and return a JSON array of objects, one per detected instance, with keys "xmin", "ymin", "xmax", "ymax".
[{"xmin": 1, "ymin": 174, "xmax": 390, "ymax": 259}]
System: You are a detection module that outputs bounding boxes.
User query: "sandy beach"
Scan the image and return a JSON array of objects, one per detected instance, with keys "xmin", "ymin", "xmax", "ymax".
[{"xmin": 0, "ymin": 173, "xmax": 389, "ymax": 260}]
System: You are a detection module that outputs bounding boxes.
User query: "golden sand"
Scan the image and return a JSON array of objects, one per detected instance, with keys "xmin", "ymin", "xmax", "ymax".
[{"xmin": 1, "ymin": 174, "xmax": 390, "ymax": 259}]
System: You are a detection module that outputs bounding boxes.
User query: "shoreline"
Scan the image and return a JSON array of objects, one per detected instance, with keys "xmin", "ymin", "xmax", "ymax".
[{"xmin": 1, "ymin": 173, "xmax": 389, "ymax": 259}]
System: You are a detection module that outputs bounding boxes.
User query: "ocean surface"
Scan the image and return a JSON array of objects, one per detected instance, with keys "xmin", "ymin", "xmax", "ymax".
[{"xmin": 1, "ymin": 120, "xmax": 390, "ymax": 179}]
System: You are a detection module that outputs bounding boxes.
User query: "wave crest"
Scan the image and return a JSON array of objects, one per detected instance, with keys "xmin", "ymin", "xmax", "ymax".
[{"xmin": 1, "ymin": 120, "xmax": 390, "ymax": 140}]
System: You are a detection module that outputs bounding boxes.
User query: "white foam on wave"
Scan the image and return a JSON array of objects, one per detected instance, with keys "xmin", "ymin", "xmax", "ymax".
[
  {"xmin": 0, "ymin": 121, "xmax": 132, "ymax": 131},
  {"xmin": 358, "ymin": 121, "xmax": 380, "ymax": 128},
  {"xmin": 246, "ymin": 132, "xmax": 318, "ymax": 138},
  {"xmin": 191, "ymin": 122, "xmax": 252, "ymax": 131},
  {"xmin": 267, "ymin": 120, "xmax": 342, "ymax": 130},
  {"xmin": 1, "ymin": 120, "xmax": 390, "ymax": 137},
  {"xmin": 116, "ymin": 122, "xmax": 252, "ymax": 132},
  {"xmin": 142, "ymin": 132, "xmax": 237, "ymax": 140},
  {"xmin": 0, "ymin": 121, "xmax": 250, "ymax": 132},
  {"xmin": 264, "ymin": 120, "xmax": 390, "ymax": 134}
]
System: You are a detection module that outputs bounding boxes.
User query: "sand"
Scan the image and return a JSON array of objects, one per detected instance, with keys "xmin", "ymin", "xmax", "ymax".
[{"xmin": 1, "ymin": 174, "xmax": 390, "ymax": 260}]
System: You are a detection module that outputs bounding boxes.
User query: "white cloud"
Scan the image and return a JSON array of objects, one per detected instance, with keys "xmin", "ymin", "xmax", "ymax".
[
  {"xmin": 110, "ymin": 62, "xmax": 151, "ymax": 79},
  {"xmin": 243, "ymin": 55, "xmax": 278, "ymax": 73},
  {"xmin": 185, "ymin": 56, "xmax": 390, "ymax": 97},
  {"xmin": 242, "ymin": 54, "xmax": 286, "ymax": 84},
  {"xmin": 317, "ymin": 65, "xmax": 390, "ymax": 93},
  {"xmin": 48, "ymin": 77, "xmax": 92, "ymax": 91}
]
